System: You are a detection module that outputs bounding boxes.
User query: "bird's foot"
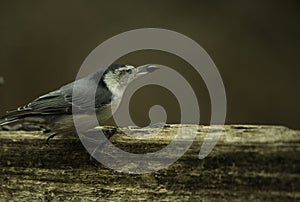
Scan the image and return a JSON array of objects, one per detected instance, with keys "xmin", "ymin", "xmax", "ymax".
[{"xmin": 46, "ymin": 133, "xmax": 57, "ymax": 145}]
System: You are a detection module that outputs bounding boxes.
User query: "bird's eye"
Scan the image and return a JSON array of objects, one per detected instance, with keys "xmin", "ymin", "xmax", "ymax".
[{"xmin": 126, "ymin": 69, "xmax": 132, "ymax": 73}]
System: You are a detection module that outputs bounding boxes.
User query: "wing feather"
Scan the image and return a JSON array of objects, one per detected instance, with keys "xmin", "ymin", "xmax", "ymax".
[{"xmin": 1, "ymin": 70, "xmax": 112, "ymax": 121}]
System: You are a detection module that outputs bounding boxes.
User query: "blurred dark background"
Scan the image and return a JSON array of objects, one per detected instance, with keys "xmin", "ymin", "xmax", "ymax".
[{"xmin": 0, "ymin": 1, "xmax": 299, "ymax": 129}]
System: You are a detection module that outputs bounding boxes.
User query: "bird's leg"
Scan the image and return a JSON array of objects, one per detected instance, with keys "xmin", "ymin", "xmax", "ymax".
[{"xmin": 46, "ymin": 133, "xmax": 57, "ymax": 145}]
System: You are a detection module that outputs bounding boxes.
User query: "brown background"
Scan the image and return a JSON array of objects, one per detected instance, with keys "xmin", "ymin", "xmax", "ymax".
[{"xmin": 0, "ymin": 1, "xmax": 299, "ymax": 129}]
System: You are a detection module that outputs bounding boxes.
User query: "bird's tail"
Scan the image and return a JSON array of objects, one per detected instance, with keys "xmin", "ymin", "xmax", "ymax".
[
  {"xmin": 0, "ymin": 109, "xmax": 27, "ymax": 127},
  {"xmin": 0, "ymin": 116, "xmax": 19, "ymax": 126}
]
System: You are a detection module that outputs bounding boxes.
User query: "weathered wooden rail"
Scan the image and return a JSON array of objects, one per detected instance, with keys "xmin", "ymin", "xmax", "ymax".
[{"xmin": 0, "ymin": 125, "xmax": 299, "ymax": 201}]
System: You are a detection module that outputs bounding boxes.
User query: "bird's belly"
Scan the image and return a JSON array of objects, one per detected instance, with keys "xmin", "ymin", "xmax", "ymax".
[{"xmin": 51, "ymin": 104, "xmax": 113, "ymax": 134}]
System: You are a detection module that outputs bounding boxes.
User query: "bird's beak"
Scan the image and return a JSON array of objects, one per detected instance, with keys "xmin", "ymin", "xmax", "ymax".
[{"xmin": 135, "ymin": 64, "xmax": 159, "ymax": 75}]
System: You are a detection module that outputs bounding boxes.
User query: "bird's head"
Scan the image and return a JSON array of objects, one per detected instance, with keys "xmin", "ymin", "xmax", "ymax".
[{"xmin": 103, "ymin": 64, "xmax": 158, "ymax": 99}]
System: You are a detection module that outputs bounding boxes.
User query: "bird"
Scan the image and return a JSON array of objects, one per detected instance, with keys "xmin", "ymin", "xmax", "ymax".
[{"xmin": 0, "ymin": 64, "xmax": 158, "ymax": 142}]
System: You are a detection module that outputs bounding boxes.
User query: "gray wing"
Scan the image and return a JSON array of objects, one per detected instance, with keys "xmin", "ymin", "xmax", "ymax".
[{"xmin": 1, "ymin": 70, "xmax": 112, "ymax": 120}]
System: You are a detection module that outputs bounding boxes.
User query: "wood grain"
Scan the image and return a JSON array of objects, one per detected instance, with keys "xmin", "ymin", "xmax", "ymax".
[{"xmin": 0, "ymin": 125, "xmax": 299, "ymax": 201}]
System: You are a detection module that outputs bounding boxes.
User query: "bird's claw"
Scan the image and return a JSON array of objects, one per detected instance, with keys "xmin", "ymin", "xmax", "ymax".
[{"xmin": 46, "ymin": 133, "xmax": 57, "ymax": 145}]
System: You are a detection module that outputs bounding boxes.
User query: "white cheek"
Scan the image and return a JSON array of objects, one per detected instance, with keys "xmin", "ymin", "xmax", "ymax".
[
  {"xmin": 109, "ymin": 86, "xmax": 125, "ymax": 115},
  {"xmin": 111, "ymin": 86, "xmax": 125, "ymax": 100}
]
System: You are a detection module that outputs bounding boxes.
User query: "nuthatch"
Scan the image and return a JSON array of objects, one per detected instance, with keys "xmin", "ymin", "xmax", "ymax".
[{"xmin": 0, "ymin": 64, "xmax": 158, "ymax": 142}]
